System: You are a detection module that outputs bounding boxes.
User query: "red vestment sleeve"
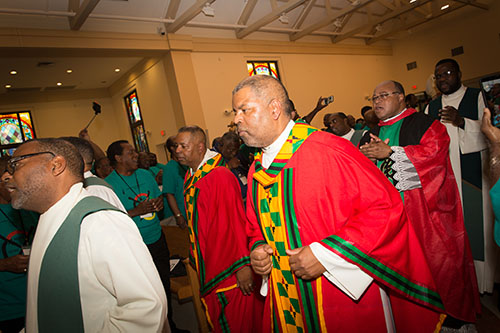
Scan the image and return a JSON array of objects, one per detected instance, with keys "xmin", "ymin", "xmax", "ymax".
[
  {"xmin": 194, "ymin": 167, "xmax": 250, "ymax": 295},
  {"xmin": 403, "ymin": 120, "xmax": 480, "ymax": 321}
]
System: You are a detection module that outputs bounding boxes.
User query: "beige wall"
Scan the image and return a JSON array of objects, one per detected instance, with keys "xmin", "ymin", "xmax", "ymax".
[
  {"xmin": 109, "ymin": 58, "xmax": 178, "ymax": 164},
  {"xmin": 391, "ymin": 2, "xmax": 500, "ymax": 95},
  {"xmin": 191, "ymin": 52, "xmax": 395, "ymax": 135},
  {"xmin": 0, "ymin": 94, "xmax": 122, "ymax": 151}
]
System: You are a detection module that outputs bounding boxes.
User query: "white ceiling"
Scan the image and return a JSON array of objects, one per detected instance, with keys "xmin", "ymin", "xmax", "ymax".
[{"xmin": 0, "ymin": 0, "xmax": 492, "ymax": 93}]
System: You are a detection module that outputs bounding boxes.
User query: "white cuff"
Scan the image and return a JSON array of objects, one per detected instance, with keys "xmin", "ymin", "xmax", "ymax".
[{"xmin": 310, "ymin": 242, "xmax": 373, "ymax": 300}]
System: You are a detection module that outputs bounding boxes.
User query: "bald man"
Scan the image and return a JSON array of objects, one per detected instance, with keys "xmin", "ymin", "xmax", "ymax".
[
  {"xmin": 7, "ymin": 139, "xmax": 167, "ymax": 332},
  {"xmin": 360, "ymin": 80, "xmax": 480, "ymax": 329},
  {"xmin": 175, "ymin": 126, "xmax": 263, "ymax": 332},
  {"xmin": 233, "ymin": 75, "xmax": 442, "ymax": 332}
]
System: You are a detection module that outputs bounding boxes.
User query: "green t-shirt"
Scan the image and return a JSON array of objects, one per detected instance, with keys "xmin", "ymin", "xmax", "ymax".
[
  {"xmin": 149, "ymin": 165, "xmax": 162, "ymax": 177},
  {"xmin": 0, "ymin": 204, "xmax": 28, "ymax": 321},
  {"xmin": 162, "ymin": 160, "xmax": 187, "ymax": 218},
  {"xmin": 105, "ymin": 169, "xmax": 162, "ymax": 244}
]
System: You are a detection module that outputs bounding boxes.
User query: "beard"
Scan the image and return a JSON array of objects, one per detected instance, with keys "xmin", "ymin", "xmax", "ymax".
[{"xmin": 11, "ymin": 168, "xmax": 46, "ymax": 211}]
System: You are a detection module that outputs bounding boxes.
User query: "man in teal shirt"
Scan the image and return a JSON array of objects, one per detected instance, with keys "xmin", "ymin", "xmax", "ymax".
[
  {"xmin": 106, "ymin": 140, "xmax": 186, "ymax": 333},
  {"xmin": 162, "ymin": 137, "xmax": 187, "ymax": 228}
]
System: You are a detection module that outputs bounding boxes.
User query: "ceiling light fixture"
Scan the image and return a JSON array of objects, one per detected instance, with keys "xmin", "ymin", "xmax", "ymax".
[
  {"xmin": 409, "ymin": 0, "xmax": 417, "ymax": 3},
  {"xmin": 441, "ymin": 4, "xmax": 450, "ymax": 10},
  {"xmin": 114, "ymin": 68, "xmax": 121, "ymax": 73},
  {"xmin": 66, "ymin": 69, "xmax": 73, "ymax": 73},
  {"xmin": 202, "ymin": 3, "xmax": 215, "ymax": 17},
  {"xmin": 278, "ymin": 13, "xmax": 289, "ymax": 24},
  {"xmin": 10, "ymin": 70, "xmax": 17, "ymax": 75},
  {"xmin": 5, "ymin": 84, "xmax": 11, "ymax": 88},
  {"xmin": 57, "ymin": 82, "xmax": 62, "ymax": 86}
]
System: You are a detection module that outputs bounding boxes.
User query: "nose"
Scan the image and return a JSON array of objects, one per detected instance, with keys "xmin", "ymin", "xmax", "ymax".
[
  {"xmin": 234, "ymin": 110, "xmax": 242, "ymax": 125},
  {"xmin": 175, "ymin": 145, "xmax": 182, "ymax": 154}
]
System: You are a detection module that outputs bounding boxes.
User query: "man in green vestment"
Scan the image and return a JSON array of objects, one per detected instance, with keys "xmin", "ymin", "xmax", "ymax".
[{"xmin": 360, "ymin": 80, "xmax": 481, "ymax": 329}]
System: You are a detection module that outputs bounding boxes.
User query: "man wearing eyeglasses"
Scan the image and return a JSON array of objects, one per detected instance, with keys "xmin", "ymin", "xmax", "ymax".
[
  {"xmin": 425, "ymin": 59, "xmax": 494, "ymax": 299},
  {"xmin": 360, "ymin": 80, "xmax": 480, "ymax": 330},
  {"xmin": 6, "ymin": 138, "xmax": 167, "ymax": 332}
]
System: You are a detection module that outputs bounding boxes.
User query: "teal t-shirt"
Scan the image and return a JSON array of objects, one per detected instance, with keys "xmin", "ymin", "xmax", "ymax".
[
  {"xmin": 489, "ymin": 179, "xmax": 500, "ymax": 247},
  {"xmin": 162, "ymin": 160, "xmax": 187, "ymax": 219},
  {"xmin": 105, "ymin": 169, "xmax": 162, "ymax": 244},
  {"xmin": 0, "ymin": 204, "xmax": 28, "ymax": 321},
  {"xmin": 149, "ymin": 165, "xmax": 162, "ymax": 177}
]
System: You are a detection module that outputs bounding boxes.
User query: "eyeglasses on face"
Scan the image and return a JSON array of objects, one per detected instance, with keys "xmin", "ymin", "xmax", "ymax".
[
  {"xmin": 7, "ymin": 151, "xmax": 56, "ymax": 174},
  {"xmin": 370, "ymin": 92, "xmax": 401, "ymax": 103},
  {"xmin": 435, "ymin": 70, "xmax": 454, "ymax": 80}
]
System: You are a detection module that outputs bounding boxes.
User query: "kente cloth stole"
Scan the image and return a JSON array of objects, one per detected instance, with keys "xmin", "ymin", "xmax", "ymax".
[
  {"xmin": 38, "ymin": 196, "xmax": 123, "ymax": 333},
  {"xmin": 183, "ymin": 154, "xmax": 225, "ymax": 291},
  {"xmin": 253, "ymin": 123, "xmax": 324, "ymax": 333}
]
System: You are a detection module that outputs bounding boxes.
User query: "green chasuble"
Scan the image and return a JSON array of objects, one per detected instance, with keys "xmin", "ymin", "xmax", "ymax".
[
  {"xmin": 377, "ymin": 120, "xmax": 403, "ymax": 201},
  {"xmin": 37, "ymin": 196, "xmax": 122, "ymax": 333}
]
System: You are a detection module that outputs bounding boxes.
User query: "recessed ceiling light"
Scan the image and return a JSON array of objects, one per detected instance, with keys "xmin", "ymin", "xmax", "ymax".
[
  {"xmin": 441, "ymin": 4, "xmax": 450, "ymax": 10},
  {"xmin": 57, "ymin": 82, "xmax": 62, "ymax": 86},
  {"xmin": 66, "ymin": 69, "xmax": 73, "ymax": 74},
  {"xmin": 10, "ymin": 70, "xmax": 17, "ymax": 75},
  {"xmin": 114, "ymin": 68, "xmax": 121, "ymax": 73},
  {"xmin": 409, "ymin": 0, "xmax": 417, "ymax": 3},
  {"xmin": 5, "ymin": 84, "xmax": 11, "ymax": 88}
]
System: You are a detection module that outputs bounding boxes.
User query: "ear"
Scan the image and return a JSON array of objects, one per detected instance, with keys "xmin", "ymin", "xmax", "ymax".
[
  {"xmin": 269, "ymin": 99, "xmax": 282, "ymax": 120},
  {"xmin": 50, "ymin": 156, "xmax": 67, "ymax": 177}
]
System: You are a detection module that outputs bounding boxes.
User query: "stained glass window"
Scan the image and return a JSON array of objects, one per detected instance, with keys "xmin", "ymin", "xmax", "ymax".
[
  {"xmin": 247, "ymin": 61, "xmax": 281, "ymax": 80},
  {"xmin": 0, "ymin": 111, "xmax": 36, "ymax": 156},
  {"xmin": 124, "ymin": 89, "xmax": 149, "ymax": 152}
]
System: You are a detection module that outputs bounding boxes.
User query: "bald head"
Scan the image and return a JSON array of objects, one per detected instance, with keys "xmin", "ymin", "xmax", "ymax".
[{"xmin": 233, "ymin": 75, "xmax": 292, "ymax": 117}]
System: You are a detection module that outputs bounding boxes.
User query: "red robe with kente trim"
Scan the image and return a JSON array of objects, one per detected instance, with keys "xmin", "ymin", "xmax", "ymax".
[
  {"xmin": 184, "ymin": 158, "xmax": 263, "ymax": 332},
  {"xmin": 247, "ymin": 123, "xmax": 443, "ymax": 332},
  {"xmin": 362, "ymin": 108, "xmax": 480, "ymax": 322}
]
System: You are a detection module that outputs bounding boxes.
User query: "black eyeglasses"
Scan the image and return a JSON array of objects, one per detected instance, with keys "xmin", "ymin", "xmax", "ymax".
[{"xmin": 7, "ymin": 151, "xmax": 56, "ymax": 175}]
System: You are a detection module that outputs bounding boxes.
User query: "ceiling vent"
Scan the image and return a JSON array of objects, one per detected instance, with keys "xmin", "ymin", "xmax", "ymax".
[
  {"xmin": 37, "ymin": 61, "xmax": 55, "ymax": 68},
  {"xmin": 45, "ymin": 85, "xmax": 77, "ymax": 91},
  {"xmin": 451, "ymin": 46, "xmax": 464, "ymax": 57},
  {"xmin": 406, "ymin": 61, "xmax": 417, "ymax": 71}
]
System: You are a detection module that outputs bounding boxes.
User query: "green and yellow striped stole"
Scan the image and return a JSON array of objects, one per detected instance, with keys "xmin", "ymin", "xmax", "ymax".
[
  {"xmin": 184, "ymin": 154, "xmax": 225, "ymax": 277},
  {"xmin": 253, "ymin": 123, "xmax": 323, "ymax": 333}
]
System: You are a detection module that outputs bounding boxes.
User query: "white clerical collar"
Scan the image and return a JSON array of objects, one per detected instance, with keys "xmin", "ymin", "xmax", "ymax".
[
  {"xmin": 341, "ymin": 128, "xmax": 355, "ymax": 140},
  {"xmin": 261, "ymin": 120, "xmax": 295, "ymax": 169},
  {"xmin": 381, "ymin": 108, "xmax": 407, "ymax": 123},
  {"xmin": 83, "ymin": 170, "xmax": 94, "ymax": 178},
  {"xmin": 443, "ymin": 84, "xmax": 466, "ymax": 99},
  {"xmin": 190, "ymin": 149, "xmax": 219, "ymax": 175}
]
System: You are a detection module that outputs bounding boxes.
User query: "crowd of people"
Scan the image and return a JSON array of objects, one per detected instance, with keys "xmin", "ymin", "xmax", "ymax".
[{"xmin": 0, "ymin": 57, "xmax": 499, "ymax": 332}]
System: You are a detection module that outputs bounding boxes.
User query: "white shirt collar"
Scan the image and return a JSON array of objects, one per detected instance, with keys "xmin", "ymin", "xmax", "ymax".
[
  {"xmin": 261, "ymin": 120, "xmax": 295, "ymax": 169},
  {"xmin": 84, "ymin": 170, "xmax": 94, "ymax": 178},
  {"xmin": 190, "ymin": 149, "xmax": 219, "ymax": 175},
  {"xmin": 341, "ymin": 128, "xmax": 355, "ymax": 140},
  {"xmin": 381, "ymin": 108, "xmax": 407, "ymax": 123}
]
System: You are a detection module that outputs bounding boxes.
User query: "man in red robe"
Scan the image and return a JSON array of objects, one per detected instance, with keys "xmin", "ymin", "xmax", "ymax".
[
  {"xmin": 175, "ymin": 126, "xmax": 263, "ymax": 332},
  {"xmin": 360, "ymin": 80, "xmax": 480, "ymax": 330},
  {"xmin": 233, "ymin": 75, "xmax": 443, "ymax": 332}
]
